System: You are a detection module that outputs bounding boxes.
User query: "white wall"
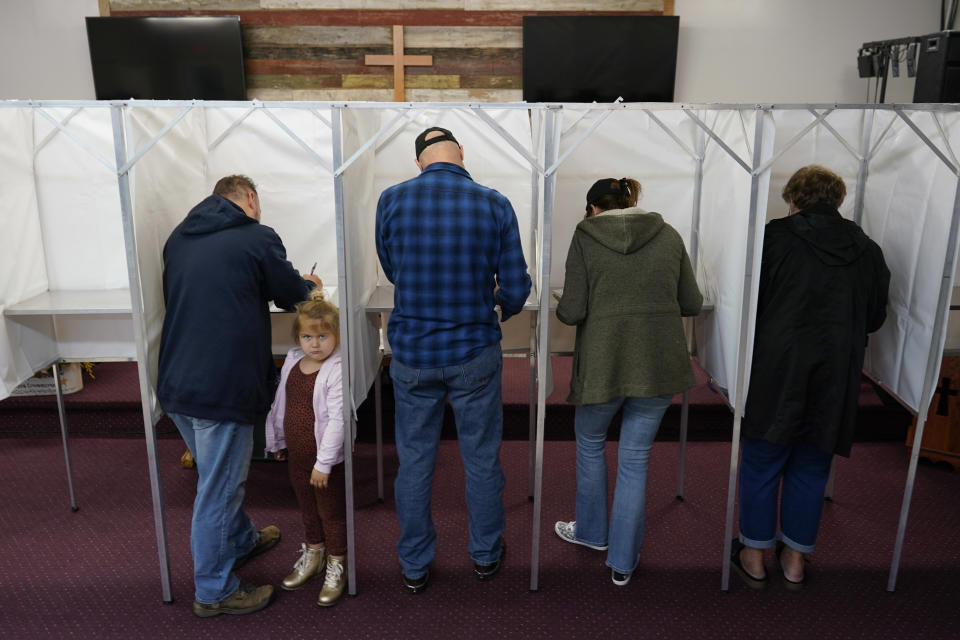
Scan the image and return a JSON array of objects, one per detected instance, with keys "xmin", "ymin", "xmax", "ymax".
[
  {"xmin": 0, "ymin": 0, "xmax": 945, "ymax": 104},
  {"xmin": 0, "ymin": 0, "xmax": 99, "ymax": 100},
  {"xmin": 674, "ymin": 0, "xmax": 941, "ymax": 104}
]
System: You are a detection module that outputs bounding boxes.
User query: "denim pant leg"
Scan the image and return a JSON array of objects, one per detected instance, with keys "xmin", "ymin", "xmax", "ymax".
[
  {"xmin": 446, "ymin": 344, "xmax": 506, "ymax": 565},
  {"xmin": 607, "ymin": 395, "xmax": 671, "ymax": 574},
  {"xmin": 779, "ymin": 443, "xmax": 833, "ymax": 553},
  {"xmin": 390, "ymin": 358, "xmax": 446, "ymax": 579},
  {"xmin": 738, "ymin": 436, "xmax": 789, "ymax": 549},
  {"xmin": 170, "ymin": 413, "xmax": 258, "ymax": 603},
  {"xmin": 573, "ymin": 397, "xmax": 623, "ymax": 548}
]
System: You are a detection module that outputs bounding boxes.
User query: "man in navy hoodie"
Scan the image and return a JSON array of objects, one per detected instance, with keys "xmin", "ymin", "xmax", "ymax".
[{"xmin": 158, "ymin": 175, "xmax": 320, "ymax": 617}]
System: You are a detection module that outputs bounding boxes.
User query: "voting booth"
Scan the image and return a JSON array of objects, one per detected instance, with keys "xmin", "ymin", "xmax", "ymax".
[{"xmin": 2, "ymin": 101, "xmax": 958, "ymax": 600}]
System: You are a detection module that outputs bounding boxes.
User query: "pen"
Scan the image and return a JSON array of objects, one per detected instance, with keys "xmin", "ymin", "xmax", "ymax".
[{"xmin": 310, "ymin": 262, "xmax": 317, "ymax": 275}]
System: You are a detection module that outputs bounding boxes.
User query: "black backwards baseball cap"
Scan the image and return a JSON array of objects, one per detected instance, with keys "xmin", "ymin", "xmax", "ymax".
[
  {"xmin": 586, "ymin": 178, "xmax": 625, "ymax": 205},
  {"xmin": 415, "ymin": 126, "xmax": 459, "ymax": 158}
]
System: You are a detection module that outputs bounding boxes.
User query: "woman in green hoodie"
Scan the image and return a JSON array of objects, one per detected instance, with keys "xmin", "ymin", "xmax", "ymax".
[{"xmin": 553, "ymin": 177, "xmax": 703, "ymax": 586}]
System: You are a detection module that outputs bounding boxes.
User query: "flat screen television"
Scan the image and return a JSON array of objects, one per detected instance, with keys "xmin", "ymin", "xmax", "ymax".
[
  {"xmin": 86, "ymin": 16, "xmax": 246, "ymax": 100},
  {"xmin": 522, "ymin": 16, "xmax": 679, "ymax": 103}
]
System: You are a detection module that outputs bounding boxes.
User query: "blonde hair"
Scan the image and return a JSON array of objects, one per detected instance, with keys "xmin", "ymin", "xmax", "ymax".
[{"xmin": 291, "ymin": 288, "xmax": 340, "ymax": 345}]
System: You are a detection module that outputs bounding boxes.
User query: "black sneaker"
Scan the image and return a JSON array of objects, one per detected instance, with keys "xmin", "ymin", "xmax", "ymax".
[
  {"xmin": 402, "ymin": 568, "xmax": 430, "ymax": 594},
  {"xmin": 474, "ymin": 537, "xmax": 506, "ymax": 581},
  {"xmin": 611, "ymin": 569, "xmax": 632, "ymax": 586}
]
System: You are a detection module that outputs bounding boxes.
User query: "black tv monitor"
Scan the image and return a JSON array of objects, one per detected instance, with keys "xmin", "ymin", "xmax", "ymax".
[
  {"xmin": 522, "ymin": 16, "xmax": 679, "ymax": 103},
  {"xmin": 86, "ymin": 16, "xmax": 246, "ymax": 100}
]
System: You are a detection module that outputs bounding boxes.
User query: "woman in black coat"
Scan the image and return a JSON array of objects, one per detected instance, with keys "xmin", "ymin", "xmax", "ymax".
[{"xmin": 730, "ymin": 165, "xmax": 890, "ymax": 591}]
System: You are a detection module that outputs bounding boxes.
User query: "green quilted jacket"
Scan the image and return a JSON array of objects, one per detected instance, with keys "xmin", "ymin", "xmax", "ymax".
[{"xmin": 556, "ymin": 207, "xmax": 703, "ymax": 405}]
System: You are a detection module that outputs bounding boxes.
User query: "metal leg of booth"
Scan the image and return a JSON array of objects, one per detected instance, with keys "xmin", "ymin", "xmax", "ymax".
[
  {"xmin": 375, "ymin": 359, "xmax": 384, "ymax": 503},
  {"xmin": 676, "ymin": 389, "xmax": 689, "ymax": 501},
  {"xmin": 52, "ymin": 362, "xmax": 79, "ymax": 512}
]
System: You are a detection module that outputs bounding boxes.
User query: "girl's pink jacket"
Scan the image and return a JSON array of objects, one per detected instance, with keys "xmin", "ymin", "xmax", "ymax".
[{"xmin": 265, "ymin": 347, "xmax": 344, "ymax": 473}]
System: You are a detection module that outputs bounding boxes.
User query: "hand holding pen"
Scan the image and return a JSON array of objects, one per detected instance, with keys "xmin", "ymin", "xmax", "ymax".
[{"xmin": 303, "ymin": 261, "xmax": 322, "ymax": 288}]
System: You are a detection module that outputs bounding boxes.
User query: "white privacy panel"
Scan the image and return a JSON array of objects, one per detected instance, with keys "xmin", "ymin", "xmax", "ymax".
[
  {"xmin": 0, "ymin": 107, "xmax": 53, "ymax": 397},
  {"xmin": 339, "ymin": 107, "xmax": 384, "ymax": 411},
  {"xmin": 205, "ymin": 106, "xmax": 337, "ymax": 285},
  {"xmin": 764, "ymin": 109, "xmax": 866, "ymax": 224},
  {"xmin": 33, "ymin": 106, "xmax": 125, "ymax": 291},
  {"xmin": 860, "ymin": 109, "xmax": 960, "ymax": 412},
  {"xmin": 693, "ymin": 109, "xmax": 771, "ymax": 406}
]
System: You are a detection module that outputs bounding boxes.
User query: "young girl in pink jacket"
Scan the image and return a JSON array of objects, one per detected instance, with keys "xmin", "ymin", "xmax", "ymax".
[{"xmin": 265, "ymin": 291, "xmax": 346, "ymax": 606}]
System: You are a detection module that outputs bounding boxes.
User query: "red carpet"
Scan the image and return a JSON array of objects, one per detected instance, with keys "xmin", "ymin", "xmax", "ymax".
[{"xmin": 0, "ymin": 437, "xmax": 957, "ymax": 638}]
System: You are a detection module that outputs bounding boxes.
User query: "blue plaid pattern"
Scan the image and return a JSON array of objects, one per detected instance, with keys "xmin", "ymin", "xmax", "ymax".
[{"xmin": 376, "ymin": 162, "xmax": 531, "ymax": 368}]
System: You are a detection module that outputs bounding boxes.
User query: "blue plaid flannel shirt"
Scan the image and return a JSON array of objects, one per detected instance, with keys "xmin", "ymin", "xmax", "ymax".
[{"xmin": 375, "ymin": 162, "xmax": 532, "ymax": 369}]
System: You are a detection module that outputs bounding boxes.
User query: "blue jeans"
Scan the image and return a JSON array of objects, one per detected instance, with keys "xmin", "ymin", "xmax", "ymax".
[
  {"xmin": 389, "ymin": 343, "xmax": 506, "ymax": 578},
  {"xmin": 738, "ymin": 436, "xmax": 833, "ymax": 553},
  {"xmin": 573, "ymin": 395, "xmax": 672, "ymax": 574},
  {"xmin": 169, "ymin": 413, "xmax": 259, "ymax": 603}
]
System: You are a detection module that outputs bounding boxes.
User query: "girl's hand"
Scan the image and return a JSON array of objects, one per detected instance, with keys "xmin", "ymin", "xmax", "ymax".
[
  {"xmin": 273, "ymin": 449, "xmax": 287, "ymax": 461},
  {"xmin": 310, "ymin": 469, "xmax": 329, "ymax": 489}
]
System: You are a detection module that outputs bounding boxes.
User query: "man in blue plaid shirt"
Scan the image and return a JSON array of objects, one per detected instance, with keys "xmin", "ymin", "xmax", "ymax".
[{"xmin": 376, "ymin": 127, "xmax": 531, "ymax": 593}]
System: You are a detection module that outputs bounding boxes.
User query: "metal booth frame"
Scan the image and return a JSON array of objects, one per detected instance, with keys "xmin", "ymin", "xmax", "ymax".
[{"xmin": 3, "ymin": 101, "xmax": 959, "ymax": 602}]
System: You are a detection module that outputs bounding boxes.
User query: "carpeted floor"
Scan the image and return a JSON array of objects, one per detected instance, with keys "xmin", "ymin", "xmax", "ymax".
[
  {"xmin": 0, "ymin": 358, "xmax": 913, "ymax": 444},
  {"xmin": 0, "ymin": 436, "xmax": 957, "ymax": 639}
]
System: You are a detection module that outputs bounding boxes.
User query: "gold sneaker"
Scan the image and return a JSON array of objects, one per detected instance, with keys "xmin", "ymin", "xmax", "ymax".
[
  {"xmin": 281, "ymin": 543, "xmax": 325, "ymax": 591},
  {"xmin": 317, "ymin": 556, "xmax": 346, "ymax": 607},
  {"xmin": 192, "ymin": 582, "xmax": 274, "ymax": 618}
]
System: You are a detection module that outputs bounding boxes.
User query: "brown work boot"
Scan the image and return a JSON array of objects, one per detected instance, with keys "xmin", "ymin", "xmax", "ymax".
[
  {"xmin": 233, "ymin": 525, "xmax": 280, "ymax": 570},
  {"xmin": 192, "ymin": 582, "xmax": 274, "ymax": 618}
]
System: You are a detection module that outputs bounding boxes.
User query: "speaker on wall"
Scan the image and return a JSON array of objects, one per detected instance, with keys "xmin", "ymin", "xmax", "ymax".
[
  {"xmin": 522, "ymin": 16, "xmax": 679, "ymax": 103},
  {"xmin": 914, "ymin": 31, "xmax": 960, "ymax": 102}
]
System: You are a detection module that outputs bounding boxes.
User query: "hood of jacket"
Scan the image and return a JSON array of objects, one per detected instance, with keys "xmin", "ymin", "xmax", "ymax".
[
  {"xmin": 181, "ymin": 194, "xmax": 257, "ymax": 235},
  {"xmin": 787, "ymin": 203, "xmax": 868, "ymax": 266},
  {"xmin": 576, "ymin": 207, "xmax": 665, "ymax": 255}
]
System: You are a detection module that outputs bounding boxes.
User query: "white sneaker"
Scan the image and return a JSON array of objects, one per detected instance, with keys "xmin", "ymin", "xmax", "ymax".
[{"xmin": 554, "ymin": 521, "xmax": 608, "ymax": 551}]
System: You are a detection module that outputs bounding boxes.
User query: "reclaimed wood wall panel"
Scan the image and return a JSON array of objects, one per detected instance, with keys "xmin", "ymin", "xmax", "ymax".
[{"xmin": 108, "ymin": 0, "xmax": 668, "ymax": 101}]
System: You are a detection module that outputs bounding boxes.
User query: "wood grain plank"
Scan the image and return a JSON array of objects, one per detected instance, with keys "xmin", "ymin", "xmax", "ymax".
[
  {"xmin": 459, "ymin": 75, "xmax": 521, "ymax": 89},
  {"xmin": 248, "ymin": 87, "xmax": 395, "ymax": 101},
  {"xmin": 247, "ymin": 74, "xmax": 342, "ymax": 89},
  {"xmin": 465, "ymin": 0, "xmax": 661, "ymax": 9},
  {"xmin": 407, "ymin": 88, "xmax": 522, "ymax": 102},
  {"xmin": 406, "ymin": 75, "xmax": 460, "ymax": 89},
  {"xmin": 247, "ymin": 50, "xmax": 520, "ymax": 76},
  {"xmin": 110, "ymin": 9, "xmax": 665, "ymax": 27},
  {"xmin": 342, "ymin": 74, "xmax": 393, "ymax": 89},
  {"xmin": 406, "ymin": 26, "xmax": 521, "ymax": 48},
  {"xmin": 245, "ymin": 26, "xmax": 391, "ymax": 47},
  {"xmin": 111, "ymin": 1, "xmax": 259, "ymax": 9}
]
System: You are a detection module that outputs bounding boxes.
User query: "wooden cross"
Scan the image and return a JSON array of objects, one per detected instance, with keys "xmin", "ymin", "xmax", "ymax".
[
  {"xmin": 935, "ymin": 376, "xmax": 958, "ymax": 415},
  {"xmin": 365, "ymin": 25, "xmax": 433, "ymax": 102}
]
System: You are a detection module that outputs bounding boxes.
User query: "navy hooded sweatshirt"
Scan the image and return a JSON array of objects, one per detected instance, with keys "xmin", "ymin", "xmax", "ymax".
[{"xmin": 157, "ymin": 194, "xmax": 313, "ymax": 424}]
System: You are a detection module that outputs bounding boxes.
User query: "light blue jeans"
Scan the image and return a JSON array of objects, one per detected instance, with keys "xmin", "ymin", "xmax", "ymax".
[
  {"xmin": 573, "ymin": 395, "xmax": 672, "ymax": 574},
  {"xmin": 169, "ymin": 413, "xmax": 260, "ymax": 604},
  {"xmin": 389, "ymin": 343, "xmax": 506, "ymax": 579}
]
